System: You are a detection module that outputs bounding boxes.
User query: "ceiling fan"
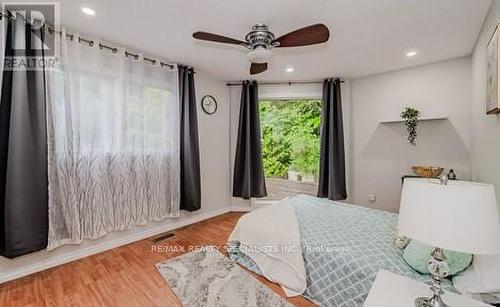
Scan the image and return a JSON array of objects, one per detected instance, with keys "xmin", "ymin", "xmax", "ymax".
[{"xmin": 192, "ymin": 23, "xmax": 330, "ymax": 75}]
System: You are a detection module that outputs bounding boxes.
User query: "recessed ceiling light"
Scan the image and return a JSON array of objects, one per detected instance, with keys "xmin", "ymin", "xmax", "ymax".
[
  {"xmin": 406, "ymin": 50, "xmax": 417, "ymax": 57},
  {"xmin": 286, "ymin": 67, "xmax": 294, "ymax": 73},
  {"xmin": 81, "ymin": 7, "xmax": 96, "ymax": 16}
]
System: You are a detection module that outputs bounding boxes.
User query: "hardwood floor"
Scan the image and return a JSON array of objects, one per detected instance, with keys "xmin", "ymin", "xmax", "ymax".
[{"xmin": 0, "ymin": 212, "xmax": 314, "ymax": 307}]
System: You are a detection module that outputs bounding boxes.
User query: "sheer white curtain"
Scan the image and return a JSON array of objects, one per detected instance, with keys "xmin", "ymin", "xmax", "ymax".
[{"xmin": 46, "ymin": 30, "xmax": 180, "ymax": 249}]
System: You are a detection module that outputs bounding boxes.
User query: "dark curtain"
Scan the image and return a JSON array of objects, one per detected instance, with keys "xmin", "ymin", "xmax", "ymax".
[
  {"xmin": 178, "ymin": 65, "xmax": 201, "ymax": 211},
  {"xmin": 0, "ymin": 16, "xmax": 48, "ymax": 257},
  {"xmin": 317, "ymin": 78, "xmax": 347, "ymax": 201},
  {"xmin": 233, "ymin": 81, "xmax": 267, "ymax": 199}
]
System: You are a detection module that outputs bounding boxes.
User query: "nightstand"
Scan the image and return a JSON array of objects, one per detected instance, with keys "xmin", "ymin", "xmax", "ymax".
[
  {"xmin": 401, "ymin": 175, "xmax": 421, "ymax": 185},
  {"xmin": 363, "ymin": 270, "xmax": 490, "ymax": 307}
]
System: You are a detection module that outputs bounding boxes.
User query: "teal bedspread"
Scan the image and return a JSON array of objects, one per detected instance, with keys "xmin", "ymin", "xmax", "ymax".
[{"xmin": 228, "ymin": 195, "xmax": 453, "ymax": 307}]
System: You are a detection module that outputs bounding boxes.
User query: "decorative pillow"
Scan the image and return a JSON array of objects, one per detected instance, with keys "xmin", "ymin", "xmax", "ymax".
[{"xmin": 403, "ymin": 240, "xmax": 473, "ymax": 276}]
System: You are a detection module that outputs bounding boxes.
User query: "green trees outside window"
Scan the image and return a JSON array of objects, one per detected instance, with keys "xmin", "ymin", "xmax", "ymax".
[{"xmin": 259, "ymin": 99, "xmax": 321, "ymax": 180}]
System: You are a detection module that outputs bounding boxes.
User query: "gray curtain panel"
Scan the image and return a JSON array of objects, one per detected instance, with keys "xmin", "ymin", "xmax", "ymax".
[
  {"xmin": 317, "ymin": 78, "xmax": 347, "ymax": 201},
  {"xmin": 0, "ymin": 16, "xmax": 48, "ymax": 257},
  {"xmin": 179, "ymin": 65, "xmax": 201, "ymax": 211},
  {"xmin": 233, "ymin": 81, "xmax": 267, "ymax": 199}
]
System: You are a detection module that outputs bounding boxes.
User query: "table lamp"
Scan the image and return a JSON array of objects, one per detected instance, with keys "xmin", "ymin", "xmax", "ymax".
[{"xmin": 398, "ymin": 177, "xmax": 500, "ymax": 307}]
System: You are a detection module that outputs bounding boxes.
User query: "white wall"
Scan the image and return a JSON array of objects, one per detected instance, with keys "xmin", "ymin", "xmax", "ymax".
[
  {"xmin": 229, "ymin": 82, "xmax": 352, "ymax": 210},
  {"xmin": 350, "ymin": 57, "xmax": 472, "ymax": 212},
  {"xmin": 0, "ymin": 71, "xmax": 232, "ymax": 283},
  {"xmin": 471, "ymin": 0, "xmax": 500, "ymax": 201},
  {"xmin": 196, "ymin": 72, "xmax": 232, "ymax": 211}
]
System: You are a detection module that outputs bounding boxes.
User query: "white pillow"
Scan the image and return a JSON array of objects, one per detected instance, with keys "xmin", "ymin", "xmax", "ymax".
[{"xmin": 453, "ymin": 254, "xmax": 500, "ymax": 302}]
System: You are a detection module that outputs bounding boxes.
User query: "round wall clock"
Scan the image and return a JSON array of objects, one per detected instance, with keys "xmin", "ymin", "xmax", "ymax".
[{"xmin": 201, "ymin": 95, "xmax": 217, "ymax": 115}]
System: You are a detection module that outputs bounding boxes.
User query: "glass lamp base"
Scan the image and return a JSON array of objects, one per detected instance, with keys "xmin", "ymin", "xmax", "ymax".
[
  {"xmin": 415, "ymin": 296, "xmax": 449, "ymax": 307},
  {"xmin": 415, "ymin": 247, "xmax": 450, "ymax": 307}
]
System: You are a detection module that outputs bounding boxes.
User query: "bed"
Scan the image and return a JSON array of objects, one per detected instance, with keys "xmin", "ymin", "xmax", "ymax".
[{"xmin": 227, "ymin": 195, "xmax": 453, "ymax": 307}]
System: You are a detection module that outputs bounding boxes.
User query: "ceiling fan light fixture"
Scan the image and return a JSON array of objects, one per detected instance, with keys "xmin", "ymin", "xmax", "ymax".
[
  {"xmin": 192, "ymin": 23, "xmax": 330, "ymax": 75},
  {"xmin": 247, "ymin": 46, "xmax": 273, "ymax": 63}
]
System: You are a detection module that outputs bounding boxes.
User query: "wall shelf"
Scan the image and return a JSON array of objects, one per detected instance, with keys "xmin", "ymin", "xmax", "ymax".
[{"xmin": 379, "ymin": 116, "xmax": 448, "ymax": 124}]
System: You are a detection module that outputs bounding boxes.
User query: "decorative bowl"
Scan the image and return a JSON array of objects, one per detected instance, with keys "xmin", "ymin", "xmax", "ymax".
[{"xmin": 411, "ymin": 166, "xmax": 444, "ymax": 178}]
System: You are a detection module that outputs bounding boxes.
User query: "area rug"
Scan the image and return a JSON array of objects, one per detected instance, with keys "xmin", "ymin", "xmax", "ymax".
[{"xmin": 155, "ymin": 247, "xmax": 292, "ymax": 307}]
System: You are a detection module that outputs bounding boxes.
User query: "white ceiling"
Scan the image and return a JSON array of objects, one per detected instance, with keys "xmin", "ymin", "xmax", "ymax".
[{"xmin": 52, "ymin": 0, "xmax": 491, "ymax": 81}]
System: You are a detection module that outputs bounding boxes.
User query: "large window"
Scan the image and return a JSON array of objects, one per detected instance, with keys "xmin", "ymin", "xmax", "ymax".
[
  {"xmin": 124, "ymin": 84, "xmax": 173, "ymax": 152},
  {"xmin": 46, "ymin": 34, "xmax": 180, "ymax": 249},
  {"xmin": 49, "ymin": 70, "xmax": 173, "ymax": 154},
  {"xmin": 260, "ymin": 99, "xmax": 321, "ymax": 199}
]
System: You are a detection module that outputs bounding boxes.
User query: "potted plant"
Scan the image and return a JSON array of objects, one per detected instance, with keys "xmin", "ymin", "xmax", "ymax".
[{"xmin": 400, "ymin": 107, "xmax": 420, "ymax": 146}]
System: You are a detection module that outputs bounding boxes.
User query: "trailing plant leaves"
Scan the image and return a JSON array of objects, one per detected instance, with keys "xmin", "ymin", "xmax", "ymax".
[{"xmin": 400, "ymin": 107, "xmax": 420, "ymax": 146}]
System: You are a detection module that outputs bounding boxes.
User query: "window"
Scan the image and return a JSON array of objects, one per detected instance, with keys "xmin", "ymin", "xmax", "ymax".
[
  {"xmin": 124, "ymin": 84, "xmax": 172, "ymax": 152},
  {"xmin": 260, "ymin": 99, "xmax": 321, "ymax": 199},
  {"xmin": 49, "ymin": 69, "xmax": 173, "ymax": 154},
  {"xmin": 45, "ymin": 38, "xmax": 181, "ymax": 248}
]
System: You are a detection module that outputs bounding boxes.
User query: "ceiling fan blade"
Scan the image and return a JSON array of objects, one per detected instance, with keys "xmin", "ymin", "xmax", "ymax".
[
  {"xmin": 250, "ymin": 62, "xmax": 268, "ymax": 75},
  {"xmin": 273, "ymin": 24, "xmax": 330, "ymax": 47},
  {"xmin": 192, "ymin": 31, "xmax": 247, "ymax": 46}
]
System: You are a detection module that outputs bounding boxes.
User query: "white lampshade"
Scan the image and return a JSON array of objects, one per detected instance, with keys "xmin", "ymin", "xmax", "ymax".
[{"xmin": 398, "ymin": 178, "xmax": 500, "ymax": 254}]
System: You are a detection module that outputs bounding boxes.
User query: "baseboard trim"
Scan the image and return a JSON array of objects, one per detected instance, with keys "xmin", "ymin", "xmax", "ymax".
[
  {"xmin": 0, "ymin": 206, "xmax": 232, "ymax": 284},
  {"xmin": 231, "ymin": 205, "xmax": 252, "ymax": 212}
]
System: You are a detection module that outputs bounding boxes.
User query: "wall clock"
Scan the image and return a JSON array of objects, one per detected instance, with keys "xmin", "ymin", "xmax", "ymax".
[{"xmin": 201, "ymin": 95, "xmax": 217, "ymax": 115}]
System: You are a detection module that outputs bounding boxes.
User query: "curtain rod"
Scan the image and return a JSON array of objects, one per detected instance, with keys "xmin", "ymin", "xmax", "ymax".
[
  {"xmin": 226, "ymin": 79, "xmax": 345, "ymax": 86},
  {"xmin": 48, "ymin": 29, "xmax": 176, "ymax": 70},
  {"xmin": 0, "ymin": 11, "xmax": 178, "ymax": 71}
]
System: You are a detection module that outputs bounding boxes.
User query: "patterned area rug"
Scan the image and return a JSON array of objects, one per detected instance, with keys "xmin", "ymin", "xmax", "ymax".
[{"xmin": 155, "ymin": 247, "xmax": 292, "ymax": 307}]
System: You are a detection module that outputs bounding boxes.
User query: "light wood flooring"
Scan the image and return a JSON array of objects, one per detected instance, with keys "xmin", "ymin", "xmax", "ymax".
[{"xmin": 0, "ymin": 212, "xmax": 314, "ymax": 307}]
